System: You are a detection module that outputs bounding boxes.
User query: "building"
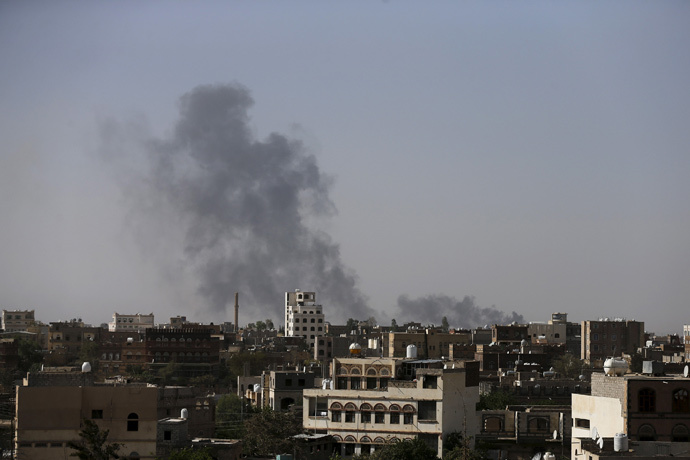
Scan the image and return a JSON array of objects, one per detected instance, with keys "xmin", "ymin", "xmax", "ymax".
[
  {"xmin": 684, "ymin": 325, "xmax": 690, "ymax": 361},
  {"xmin": 285, "ymin": 290, "xmax": 325, "ymax": 345},
  {"xmin": 581, "ymin": 319, "xmax": 644, "ymax": 365},
  {"xmin": 15, "ymin": 369, "xmax": 159, "ymax": 460},
  {"xmin": 109, "ymin": 313, "xmax": 155, "ymax": 333},
  {"xmin": 145, "ymin": 327, "xmax": 221, "ymax": 378},
  {"xmin": 492, "ymin": 323, "xmax": 530, "ymax": 346},
  {"xmin": 1, "ymin": 309, "xmax": 35, "ymax": 332},
  {"xmin": 267, "ymin": 370, "xmax": 315, "ymax": 411},
  {"xmin": 302, "ymin": 357, "xmax": 480, "ymax": 458},
  {"xmin": 383, "ymin": 329, "xmax": 472, "ymax": 359},
  {"xmin": 571, "ymin": 367, "xmax": 690, "ymax": 459}
]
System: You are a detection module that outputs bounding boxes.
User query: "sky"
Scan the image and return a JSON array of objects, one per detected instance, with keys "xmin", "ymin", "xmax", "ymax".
[{"xmin": 1, "ymin": 1, "xmax": 689, "ymax": 334}]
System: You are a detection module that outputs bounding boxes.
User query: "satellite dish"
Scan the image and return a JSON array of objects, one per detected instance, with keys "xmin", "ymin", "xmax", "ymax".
[
  {"xmin": 553, "ymin": 429, "xmax": 558, "ymax": 440},
  {"xmin": 591, "ymin": 427, "xmax": 599, "ymax": 441},
  {"xmin": 531, "ymin": 453, "xmax": 542, "ymax": 460},
  {"xmin": 684, "ymin": 365, "xmax": 689, "ymax": 378},
  {"xmin": 597, "ymin": 437, "xmax": 604, "ymax": 449}
]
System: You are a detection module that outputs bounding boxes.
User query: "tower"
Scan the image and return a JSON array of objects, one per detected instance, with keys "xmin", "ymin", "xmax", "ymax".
[{"xmin": 234, "ymin": 292, "xmax": 239, "ymax": 332}]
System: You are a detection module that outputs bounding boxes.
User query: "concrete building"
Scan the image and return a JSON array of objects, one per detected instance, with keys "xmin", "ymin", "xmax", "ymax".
[
  {"xmin": 684, "ymin": 325, "xmax": 690, "ymax": 361},
  {"xmin": 15, "ymin": 369, "xmax": 159, "ymax": 459},
  {"xmin": 302, "ymin": 357, "xmax": 480, "ymax": 458},
  {"xmin": 109, "ymin": 312, "xmax": 155, "ymax": 333},
  {"xmin": 267, "ymin": 370, "xmax": 316, "ymax": 411},
  {"xmin": 285, "ymin": 290, "xmax": 325, "ymax": 344},
  {"xmin": 571, "ymin": 369, "xmax": 690, "ymax": 459},
  {"xmin": 581, "ymin": 319, "xmax": 644, "ymax": 365},
  {"xmin": 1, "ymin": 309, "xmax": 35, "ymax": 332},
  {"xmin": 383, "ymin": 329, "xmax": 472, "ymax": 359}
]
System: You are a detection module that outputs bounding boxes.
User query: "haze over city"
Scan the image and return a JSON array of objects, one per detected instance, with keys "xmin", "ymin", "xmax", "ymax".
[{"xmin": 1, "ymin": 2, "xmax": 689, "ymax": 334}]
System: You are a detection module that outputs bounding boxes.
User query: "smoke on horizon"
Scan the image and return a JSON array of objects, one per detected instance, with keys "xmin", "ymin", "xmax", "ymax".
[
  {"xmin": 396, "ymin": 294, "xmax": 525, "ymax": 329},
  {"xmin": 101, "ymin": 82, "xmax": 525, "ymax": 327}
]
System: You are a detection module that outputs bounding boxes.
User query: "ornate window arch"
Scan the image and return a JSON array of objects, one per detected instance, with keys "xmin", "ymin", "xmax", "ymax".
[
  {"xmin": 638, "ymin": 424, "xmax": 656, "ymax": 441},
  {"xmin": 673, "ymin": 389, "xmax": 689, "ymax": 412},
  {"xmin": 672, "ymin": 424, "xmax": 689, "ymax": 442}
]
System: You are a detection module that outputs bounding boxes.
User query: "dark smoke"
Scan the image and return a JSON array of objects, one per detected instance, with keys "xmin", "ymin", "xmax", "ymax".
[
  {"xmin": 102, "ymin": 83, "xmax": 374, "ymax": 323},
  {"xmin": 396, "ymin": 294, "xmax": 525, "ymax": 329}
]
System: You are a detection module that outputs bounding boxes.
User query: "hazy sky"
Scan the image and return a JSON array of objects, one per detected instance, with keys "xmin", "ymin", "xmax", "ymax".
[{"xmin": 1, "ymin": 1, "xmax": 689, "ymax": 333}]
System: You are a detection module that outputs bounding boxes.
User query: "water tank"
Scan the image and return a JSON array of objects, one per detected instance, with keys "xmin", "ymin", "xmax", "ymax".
[
  {"xmin": 322, "ymin": 379, "xmax": 331, "ymax": 390},
  {"xmin": 614, "ymin": 433, "xmax": 628, "ymax": 452},
  {"xmin": 81, "ymin": 362, "xmax": 92, "ymax": 373},
  {"xmin": 543, "ymin": 371, "xmax": 556, "ymax": 378},
  {"xmin": 127, "ymin": 337, "xmax": 134, "ymax": 344},
  {"xmin": 253, "ymin": 384, "xmax": 261, "ymax": 393},
  {"xmin": 543, "ymin": 453, "xmax": 555, "ymax": 460},
  {"xmin": 604, "ymin": 357, "xmax": 628, "ymax": 376},
  {"xmin": 349, "ymin": 343, "xmax": 362, "ymax": 356},
  {"xmin": 406, "ymin": 344, "xmax": 418, "ymax": 359},
  {"xmin": 181, "ymin": 408, "xmax": 188, "ymax": 419}
]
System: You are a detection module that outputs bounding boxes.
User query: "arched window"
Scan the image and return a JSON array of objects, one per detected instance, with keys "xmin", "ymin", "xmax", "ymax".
[
  {"xmin": 639, "ymin": 388, "xmax": 656, "ymax": 412},
  {"xmin": 389, "ymin": 404, "xmax": 401, "ymax": 424},
  {"xmin": 672, "ymin": 424, "xmax": 689, "ymax": 442},
  {"xmin": 484, "ymin": 416, "xmax": 504, "ymax": 432},
  {"xmin": 528, "ymin": 417, "xmax": 549, "ymax": 433},
  {"xmin": 638, "ymin": 424, "xmax": 656, "ymax": 441},
  {"xmin": 127, "ymin": 413, "xmax": 139, "ymax": 432},
  {"xmin": 673, "ymin": 389, "xmax": 689, "ymax": 412}
]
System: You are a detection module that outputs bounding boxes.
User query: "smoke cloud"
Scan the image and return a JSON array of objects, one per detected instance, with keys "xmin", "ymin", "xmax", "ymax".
[
  {"xmin": 101, "ymin": 83, "xmax": 374, "ymax": 323},
  {"xmin": 396, "ymin": 294, "xmax": 525, "ymax": 329}
]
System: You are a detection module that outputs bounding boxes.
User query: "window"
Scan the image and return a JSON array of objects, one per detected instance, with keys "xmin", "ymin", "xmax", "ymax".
[
  {"xmin": 367, "ymin": 377, "xmax": 377, "ymax": 389},
  {"xmin": 164, "ymin": 431, "xmax": 172, "ymax": 441},
  {"xmin": 331, "ymin": 411, "xmax": 341, "ymax": 422},
  {"xmin": 285, "ymin": 379, "xmax": 292, "ymax": 387},
  {"xmin": 345, "ymin": 411, "xmax": 355, "ymax": 423},
  {"xmin": 298, "ymin": 379, "xmax": 305, "ymax": 387},
  {"xmin": 311, "ymin": 318, "xmax": 315, "ymax": 323},
  {"xmin": 639, "ymin": 388, "xmax": 656, "ymax": 412},
  {"xmin": 375, "ymin": 412, "xmax": 385, "ymax": 423},
  {"xmin": 403, "ymin": 413, "xmax": 414, "ymax": 424},
  {"xmin": 638, "ymin": 424, "xmax": 656, "ymax": 441},
  {"xmin": 673, "ymin": 389, "xmax": 690, "ymax": 412},
  {"xmin": 127, "ymin": 413, "xmax": 139, "ymax": 432},
  {"xmin": 350, "ymin": 378, "xmax": 361, "ymax": 390},
  {"xmin": 91, "ymin": 410, "xmax": 103, "ymax": 419},
  {"xmin": 528, "ymin": 417, "xmax": 550, "ymax": 433},
  {"xmin": 418, "ymin": 401, "xmax": 437, "ymax": 421},
  {"xmin": 483, "ymin": 416, "xmax": 503, "ymax": 432}
]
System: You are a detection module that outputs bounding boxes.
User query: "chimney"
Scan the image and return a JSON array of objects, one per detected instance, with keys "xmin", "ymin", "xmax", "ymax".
[{"xmin": 234, "ymin": 292, "xmax": 239, "ymax": 333}]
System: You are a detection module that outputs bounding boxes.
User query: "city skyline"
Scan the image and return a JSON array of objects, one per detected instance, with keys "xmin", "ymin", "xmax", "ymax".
[{"xmin": 1, "ymin": 2, "xmax": 689, "ymax": 334}]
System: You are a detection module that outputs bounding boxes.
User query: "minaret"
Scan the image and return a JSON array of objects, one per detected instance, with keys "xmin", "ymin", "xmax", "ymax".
[{"xmin": 234, "ymin": 292, "xmax": 239, "ymax": 332}]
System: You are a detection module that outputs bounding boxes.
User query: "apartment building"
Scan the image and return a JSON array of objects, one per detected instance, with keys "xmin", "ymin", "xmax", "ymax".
[
  {"xmin": 1, "ymin": 309, "xmax": 35, "ymax": 332},
  {"xmin": 383, "ymin": 329, "xmax": 472, "ymax": 359},
  {"xmin": 581, "ymin": 319, "xmax": 644, "ymax": 365},
  {"xmin": 109, "ymin": 312, "xmax": 155, "ymax": 333},
  {"xmin": 302, "ymin": 357, "xmax": 480, "ymax": 458},
  {"xmin": 285, "ymin": 290, "xmax": 325, "ymax": 344}
]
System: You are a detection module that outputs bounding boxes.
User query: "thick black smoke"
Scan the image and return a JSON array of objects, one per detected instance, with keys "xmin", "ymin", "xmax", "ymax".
[
  {"xmin": 102, "ymin": 83, "xmax": 374, "ymax": 323},
  {"xmin": 396, "ymin": 294, "xmax": 525, "ymax": 329}
]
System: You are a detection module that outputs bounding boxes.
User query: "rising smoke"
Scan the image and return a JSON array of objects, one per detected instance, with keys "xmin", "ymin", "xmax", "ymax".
[
  {"xmin": 396, "ymin": 294, "xmax": 524, "ymax": 329},
  {"xmin": 102, "ymin": 82, "xmax": 523, "ymax": 326}
]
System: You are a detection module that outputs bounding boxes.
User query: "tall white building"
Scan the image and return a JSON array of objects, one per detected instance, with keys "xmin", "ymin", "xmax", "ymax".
[
  {"xmin": 285, "ymin": 290, "xmax": 325, "ymax": 344},
  {"xmin": 108, "ymin": 313, "xmax": 155, "ymax": 332}
]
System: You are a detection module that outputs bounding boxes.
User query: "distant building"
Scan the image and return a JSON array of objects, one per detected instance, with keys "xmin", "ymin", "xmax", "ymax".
[
  {"xmin": 581, "ymin": 319, "xmax": 644, "ymax": 365},
  {"xmin": 285, "ymin": 290, "xmax": 325, "ymax": 345},
  {"xmin": 1, "ymin": 309, "xmax": 35, "ymax": 332},
  {"xmin": 383, "ymin": 329, "xmax": 471, "ymax": 359},
  {"xmin": 109, "ymin": 312, "xmax": 155, "ymax": 333}
]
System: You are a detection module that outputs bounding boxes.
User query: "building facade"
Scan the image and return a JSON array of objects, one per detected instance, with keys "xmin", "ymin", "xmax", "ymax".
[
  {"xmin": 285, "ymin": 290, "xmax": 325, "ymax": 344},
  {"xmin": 1, "ymin": 309, "xmax": 35, "ymax": 332},
  {"xmin": 581, "ymin": 319, "xmax": 645, "ymax": 364},
  {"xmin": 109, "ymin": 313, "xmax": 155, "ymax": 333},
  {"xmin": 15, "ymin": 371, "xmax": 158, "ymax": 460},
  {"xmin": 302, "ymin": 357, "xmax": 480, "ymax": 458}
]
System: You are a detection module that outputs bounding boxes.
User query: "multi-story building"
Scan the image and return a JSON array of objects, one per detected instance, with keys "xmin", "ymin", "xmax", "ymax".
[
  {"xmin": 267, "ymin": 370, "xmax": 316, "ymax": 411},
  {"xmin": 285, "ymin": 290, "xmax": 325, "ymax": 345},
  {"xmin": 15, "ymin": 369, "xmax": 159, "ymax": 460},
  {"xmin": 145, "ymin": 327, "xmax": 221, "ymax": 378},
  {"xmin": 581, "ymin": 318, "xmax": 644, "ymax": 365},
  {"xmin": 383, "ymin": 329, "xmax": 472, "ymax": 359},
  {"xmin": 108, "ymin": 313, "xmax": 155, "ymax": 333},
  {"xmin": 684, "ymin": 325, "xmax": 690, "ymax": 361},
  {"xmin": 1, "ymin": 309, "xmax": 35, "ymax": 332},
  {"xmin": 571, "ymin": 367, "xmax": 690, "ymax": 459},
  {"xmin": 492, "ymin": 324, "xmax": 530, "ymax": 346},
  {"xmin": 302, "ymin": 357, "xmax": 480, "ymax": 458}
]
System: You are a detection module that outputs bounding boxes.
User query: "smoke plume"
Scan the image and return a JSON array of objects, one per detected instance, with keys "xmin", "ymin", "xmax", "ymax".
[
  {"xmin": 101, "ymin": 83, "xmax": 374, "ymax": 323},
  {"xmin": 396, "ymin": 294, "xmax": 525, "ymax": 329}
]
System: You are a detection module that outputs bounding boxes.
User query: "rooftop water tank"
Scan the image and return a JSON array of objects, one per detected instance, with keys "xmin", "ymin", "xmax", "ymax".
[
  {"xmin": 81, "ymin": 362, "xmax": 91, "ymax": 373},
  {"xmin": 406, "ymin": 344, "xmax": 418, "ymax": 359},
  {"xmin": 349, "ymin": 343, "xmax": 362, "ymax": 356},
  {"xmin": 181, "ymin": 408, "xmax": 188, "ymax": 419},
  {"xmin": 604, "ymin": 357, "xmax": 628, "ymax": 376},
  {"xmin": 543, "ymin": 453, "xmax": 555, "ymax": 460},
  {"xmin": 614, "ymin": 433, "xmax": 628, "ymax": 452}
]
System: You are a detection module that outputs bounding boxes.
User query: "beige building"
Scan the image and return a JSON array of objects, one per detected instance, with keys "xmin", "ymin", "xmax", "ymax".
[
  {"xmin": 15, "ymin": 371, "xmax": 159, "ymax": 459},
  {"xmin": 581, "ymin": 319, "xmax": 644, "ymax": 364},
  {"xmin": 302, "ymin": 357, "xmax": 480, "ymax": 458},
  {"xmin": 384, "ymin": 329, "xmax": 472, "ymax": 359},
  {"xmin": 109, "ymin": 312, "xmax": 155, "ymax": 333},
  {"xmin": 1, "ymin": 309, "xmax": 35, "ymax": 332}
]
